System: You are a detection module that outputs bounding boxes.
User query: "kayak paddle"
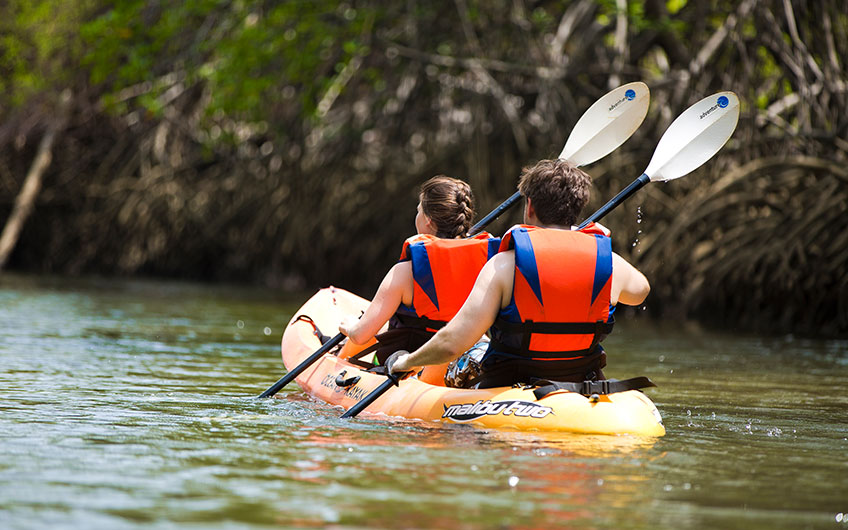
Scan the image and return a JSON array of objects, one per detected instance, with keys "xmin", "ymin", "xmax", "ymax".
[
  {"xmin": 467, "ymin": 81, "xmax": 650, "ymax": 236},
  {"xmin": 578, "ymin": 91, "xmax": 740, "ymax": 228},
  {"xmin": 339, "ymin": 370, "xmax": 411, "ymax": 419},
  {"xmin": 340, "ymin": 91, "xmax": 739, "ymax": 420},
  {"xmin": 257, "ymin": 332, "xmax": 344, "ymax": 398}
]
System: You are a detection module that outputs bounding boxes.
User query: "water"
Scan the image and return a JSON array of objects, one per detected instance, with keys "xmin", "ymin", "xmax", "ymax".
[{"xmin": 1, "ymin": 274, "xmax": 846, "ymax": 529}]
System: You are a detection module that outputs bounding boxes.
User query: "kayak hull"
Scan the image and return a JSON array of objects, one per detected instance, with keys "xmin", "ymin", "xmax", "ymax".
[{"xmin": 280, "ymin": 287, "xmax": 665, "ymax": 436}]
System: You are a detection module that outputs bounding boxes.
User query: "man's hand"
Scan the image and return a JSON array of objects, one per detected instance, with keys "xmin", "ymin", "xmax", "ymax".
[{"xmin": 381, "ymin": 350, "xmax": 417, "ymax": 385}]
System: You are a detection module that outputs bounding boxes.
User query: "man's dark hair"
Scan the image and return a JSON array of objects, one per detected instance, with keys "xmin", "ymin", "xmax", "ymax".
[{"xmin": 517, "ymin": 159, "xmax": 591, "ymax": 226}]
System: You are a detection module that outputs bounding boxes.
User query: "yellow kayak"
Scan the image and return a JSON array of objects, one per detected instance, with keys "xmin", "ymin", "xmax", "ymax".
[{"xmin": 280, "ymin": 287, "xmax": 665, "ymax": 436}]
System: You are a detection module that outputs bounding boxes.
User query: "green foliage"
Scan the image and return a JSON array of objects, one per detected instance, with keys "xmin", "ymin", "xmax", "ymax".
[
  {"xmin": 754, "ymin": 46, "xmax": 782, "ymax": 109},
  {"xmin": 595, "ymin": 0, "xmax": 683, "ymax": 34},
  {"xmin": 79, "ymin": 0, "xmax": 382, "ymax": 128},
  {"xmin": 530, "ymin": 7, "xmax": 554, "ymax": 28},
  {"xmin": 0, "ymin": 0, "xmax": 94, "ymax": 108},
  {"xmin": 666, "ymin": 0, "xmax": 687, "ymax": 15}
]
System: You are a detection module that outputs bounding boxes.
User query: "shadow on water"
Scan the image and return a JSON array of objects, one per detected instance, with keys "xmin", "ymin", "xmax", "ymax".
[{"xmin": 0, "ymin": 274, "xmax": 846, "ymax": 529}]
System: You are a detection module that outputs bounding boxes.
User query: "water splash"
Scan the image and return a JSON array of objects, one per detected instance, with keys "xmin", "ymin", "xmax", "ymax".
[{"xmin": 632, "ymin": 206, "xmax": 643, "ymax": 252}]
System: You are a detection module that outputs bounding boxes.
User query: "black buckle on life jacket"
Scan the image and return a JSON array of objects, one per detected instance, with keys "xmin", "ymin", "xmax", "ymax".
[
  {"xmin": 491, "ymin": 316, "xmax": 615, "ymax": 359},
  {"xmin": 582, "ymin": 379, "xmax": 610, "ymax": 396},
  {"xmin": 532, "ymin": 376, "xmax": 657, "ymax": 400}
]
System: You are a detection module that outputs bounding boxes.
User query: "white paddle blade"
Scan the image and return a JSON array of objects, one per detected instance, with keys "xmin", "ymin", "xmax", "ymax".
[
  {"xmin": 644, "ymin": 91, "xmax": 740, "ymax": 182},
  {"xmin": 559, "ymin": 81, "xmax": 650, "ymax": 166}
]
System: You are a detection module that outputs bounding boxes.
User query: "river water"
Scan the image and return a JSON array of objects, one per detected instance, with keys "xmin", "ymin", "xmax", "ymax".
[{"xmin": 0, "ymin": 273, "xmax": 846, "ymax": 529}]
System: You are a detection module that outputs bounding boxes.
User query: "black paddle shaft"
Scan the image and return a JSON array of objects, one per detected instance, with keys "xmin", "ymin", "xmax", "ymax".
[
  {"xmin": 340, "ymin": 371, "xmax": 410, "ymax": 419},
  {"xmin": 467, "ymin": 191, "xmax": 522, "ymax": 236},
  {"xmin": 257, "ymin": 332, "xmax": 344, "ymax": 398},
  {"xmin": 578, "ymin": 173, "xmax": 650, "ymax": 229},
  {"xmin": 469, "ymin": 172, "xmax": 650, "ymax": 236}
]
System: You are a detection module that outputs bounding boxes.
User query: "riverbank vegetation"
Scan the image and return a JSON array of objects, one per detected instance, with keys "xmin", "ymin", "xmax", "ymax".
[{"xmin": 0, "ymin": 1, "xmax": 845, "ymax": 336}]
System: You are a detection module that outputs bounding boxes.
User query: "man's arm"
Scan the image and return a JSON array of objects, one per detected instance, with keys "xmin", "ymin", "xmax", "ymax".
[
  {"xmin": 611, "ymin": 252, "xmax": 650, "ymax": 306},
  {"xmin": 390, "ymin": 252, "xmax": 513, "ymax": 373}
]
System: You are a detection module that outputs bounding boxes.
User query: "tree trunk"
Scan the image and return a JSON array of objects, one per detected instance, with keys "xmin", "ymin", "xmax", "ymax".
[{"xmin": 0, "ymin": 91, "xmax": 71, "ymax": 271}]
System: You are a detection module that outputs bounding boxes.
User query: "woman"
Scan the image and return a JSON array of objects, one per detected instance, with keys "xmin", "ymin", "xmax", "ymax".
[{"xmin": 338, "ymin": 175, "xmax": 498, "ymax": 385}]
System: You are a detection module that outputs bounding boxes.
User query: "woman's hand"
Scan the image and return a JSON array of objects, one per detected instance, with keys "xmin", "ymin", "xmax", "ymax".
[{"xmin": 338, "ymin": 316, "xmax": 359, "ymax": 341}]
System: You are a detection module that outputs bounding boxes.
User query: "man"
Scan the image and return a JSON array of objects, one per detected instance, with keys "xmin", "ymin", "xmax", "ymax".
[{"xmin": 386, "ymin": 158, "xmax": 650, "ymax": 388}]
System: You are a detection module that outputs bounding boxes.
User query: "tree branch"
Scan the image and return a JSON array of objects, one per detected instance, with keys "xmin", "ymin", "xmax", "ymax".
[{"xmin": 0, "ymin": 91, "xmax": 73, "ymax": 270}]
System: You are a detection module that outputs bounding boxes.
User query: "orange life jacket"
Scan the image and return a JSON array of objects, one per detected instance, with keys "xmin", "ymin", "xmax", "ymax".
[
  {"xmin": 486, "ymin": 223, "xmax": 615, "ymax": 361},
  {"xmin": 391, "ymin": 232, "xmax": 500, "ymax": 385},
  {"xmin": 392, "ymin": 232, "xmax": 500, "ymax": 332}
]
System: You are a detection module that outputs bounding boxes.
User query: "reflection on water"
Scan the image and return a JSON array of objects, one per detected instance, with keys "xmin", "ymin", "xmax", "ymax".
[{"xmin": 0, "ymin": 274, "xmax": 846, "ymax": 529}]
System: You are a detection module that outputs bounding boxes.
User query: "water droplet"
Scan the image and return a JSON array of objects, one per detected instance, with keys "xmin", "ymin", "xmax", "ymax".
[
  {"xmin": 508, "ymin": 476, "xmax": 520, "ymax": 487},
  {"xmin": 658, "ymin": 355, "xmax": 665, "ymax": 362},
  {"xmin": 836, "ymin": 513, "xmax": 844, "ymax": 523},
  {"xmin": 663, "ymin": 484, "xmax": 673, "ymax": 491},
  {"xmin": 264, "ymin": 327, "xmax": 272, "ymax": 336},
  {"xmin": 237, "ymin": 320, "xmax": 245, "ymax": 329},
  {"xmin": 470, "ymin": 464, "xmax": 479, "ymax": 471},
  {"xmin": 597, "ymin": 479, "xmax": 604, "ymax": 486}
]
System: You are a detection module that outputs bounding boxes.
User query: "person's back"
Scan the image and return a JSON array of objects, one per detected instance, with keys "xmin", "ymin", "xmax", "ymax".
[
  {"xmin": 477, "ymin": 221, "xmax": 615, "ymax": 388},
  {"xmin": 392, "ymin": 231, "xmax": 499, "ymax": 333}
]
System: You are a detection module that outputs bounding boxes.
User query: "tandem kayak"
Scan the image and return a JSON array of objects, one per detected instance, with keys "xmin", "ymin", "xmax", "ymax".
[{"xmin": 279, "ymin": 287, "xmax": 665, "ymax": 437}]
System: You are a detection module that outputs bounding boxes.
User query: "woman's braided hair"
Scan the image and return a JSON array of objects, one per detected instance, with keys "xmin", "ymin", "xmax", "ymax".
[{"xmin": 420, "ymin": 175, "xmax": 476, "ymax": 238}]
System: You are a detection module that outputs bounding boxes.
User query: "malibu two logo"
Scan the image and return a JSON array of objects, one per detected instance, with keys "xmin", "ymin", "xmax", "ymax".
[
  {"xmin": 442, "ymin": 400, "xmax": 554, "ymax": 422},
  {"xmin": 699, "ymin": 95, "xmax": 730, "ymax": 119}
]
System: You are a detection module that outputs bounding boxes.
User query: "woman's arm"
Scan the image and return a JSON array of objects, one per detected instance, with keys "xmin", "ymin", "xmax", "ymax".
[
  {"xmin": 390, "ymin": 252, "xmax": 513, "ymax": 372},
  {"xmin": 339, "ymin": 261, "xmax": 413, "ymax": 344}
]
